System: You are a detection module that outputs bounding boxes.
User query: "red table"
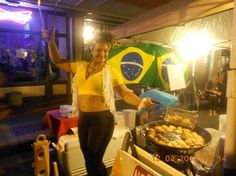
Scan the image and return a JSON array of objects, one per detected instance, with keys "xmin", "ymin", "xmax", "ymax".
[{"xmin": 42, "ymin": 109, "xmax": 79, "ymax": 138}]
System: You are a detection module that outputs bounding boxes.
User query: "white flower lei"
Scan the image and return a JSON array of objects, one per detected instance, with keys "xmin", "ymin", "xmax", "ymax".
[{"xmin": 102, "ymin": 64, "xmax": 116, "ymax": 115}]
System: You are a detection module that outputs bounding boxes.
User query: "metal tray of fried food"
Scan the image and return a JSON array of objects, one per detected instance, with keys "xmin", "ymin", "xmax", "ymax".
[{"xmin": 164, "ymin": 107, "xmax": 198, "ymax": 130}]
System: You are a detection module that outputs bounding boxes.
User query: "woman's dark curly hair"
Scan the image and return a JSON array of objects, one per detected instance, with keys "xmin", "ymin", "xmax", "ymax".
[{"xmin": 90, "ymin": 31, "xmax": 114, "ymax": 49}]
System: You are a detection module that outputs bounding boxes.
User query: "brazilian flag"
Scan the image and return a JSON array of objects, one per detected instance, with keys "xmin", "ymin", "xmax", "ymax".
[{"xmin": 106, "ymin": 43, "xmax": 172, "ymax": 90}]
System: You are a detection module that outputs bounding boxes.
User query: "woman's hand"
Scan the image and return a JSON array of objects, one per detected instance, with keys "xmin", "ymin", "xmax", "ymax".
[
  {"xmin": 211, "ymin": 90, "xmax": 222, "ymax": 96},
  {"xmin": 41, "ymin": 26, "xmax": 56, "ymax": 43},
  {"xmin": 137, "ymin": 98, "xmax": 154, "ymax": 125},
  {"xmin": 138, "ymin": 98, "xmax": 154, "ymax": 111},
  {"xmin": 41, "ymin": 26, "xmax": 68, "ymax": 68}
]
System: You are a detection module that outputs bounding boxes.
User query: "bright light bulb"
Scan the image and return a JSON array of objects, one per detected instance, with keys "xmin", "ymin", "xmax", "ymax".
[
  {"xmin": 176, "ymin": 30, "xmax": 215, "ymax": 61},
  {"xmin": 83, "ymin": 25, "xmax": 94, "ymax": 43}
]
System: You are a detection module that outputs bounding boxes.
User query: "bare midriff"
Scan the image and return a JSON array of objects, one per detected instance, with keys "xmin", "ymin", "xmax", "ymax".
[{"xmin": 78, "ymin": 94, "xmax": 109, "ymax": 112}]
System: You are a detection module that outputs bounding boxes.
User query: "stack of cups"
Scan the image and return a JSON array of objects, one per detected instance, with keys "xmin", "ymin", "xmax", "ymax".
[
  {"xmin": 114, "ymin": 111, "xmax": 125, "ymax": 127},
  {"xmin": 122, "ymin": 109, "xmax": 137, "ymax": 129}
]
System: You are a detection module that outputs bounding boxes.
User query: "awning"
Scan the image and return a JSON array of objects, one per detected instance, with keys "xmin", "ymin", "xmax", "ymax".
[{"xmin": 111, "ymin": 0, "xmax": 233, "ymax": 39}]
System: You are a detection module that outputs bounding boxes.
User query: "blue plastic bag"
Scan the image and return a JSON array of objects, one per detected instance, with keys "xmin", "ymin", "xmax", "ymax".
[{"xmin": 139, "ymin": 89, "xmax": 178, "ymax": 111}]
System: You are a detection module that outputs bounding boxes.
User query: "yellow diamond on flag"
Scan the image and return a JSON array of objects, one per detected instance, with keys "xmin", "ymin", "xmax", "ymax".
[{"xmin": 107, "ymin": 46, "xmax": 155, "ymax": 84}]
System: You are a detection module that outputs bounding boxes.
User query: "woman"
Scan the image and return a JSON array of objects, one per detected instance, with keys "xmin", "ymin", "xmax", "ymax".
[
  {"xmin": 205, "ymin": 75, "xmax": 222, "ymax": 116},
  {"xmin": 42, "ymin": 27, "xmax": 152, "ymax": 176}
]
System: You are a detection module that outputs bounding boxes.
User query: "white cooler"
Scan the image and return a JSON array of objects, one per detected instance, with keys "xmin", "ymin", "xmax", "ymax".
[{"xmin": 56, "ymin": 126, "xmax": 128, "ymax": 176}]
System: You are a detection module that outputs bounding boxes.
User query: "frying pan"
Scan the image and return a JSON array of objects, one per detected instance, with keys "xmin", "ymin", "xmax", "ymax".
[{"xmin": 141, "ymin": 120, "xmax": 212, "ymax": 156}]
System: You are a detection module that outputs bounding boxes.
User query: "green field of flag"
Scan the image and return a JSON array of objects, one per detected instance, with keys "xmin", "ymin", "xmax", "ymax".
[{"xmin": 106, "ymin": 43, "xmax": 176, "ymax": 90}]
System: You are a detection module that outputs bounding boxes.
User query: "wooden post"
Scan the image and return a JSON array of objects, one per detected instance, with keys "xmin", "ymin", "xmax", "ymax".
[
  {"xmin": 44, "ymin": 43, "xmax": 53, "ymax": 100},
  {"xmin": 224, "ymin": 0, "xmax": 236, "ymax": 174},
  {"xmin": 53, "ymin": 162, "xmax": 59, "ymax": 176}
]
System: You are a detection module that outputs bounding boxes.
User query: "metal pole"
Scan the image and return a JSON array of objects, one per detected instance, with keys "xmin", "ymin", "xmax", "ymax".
[
  {"xmin": 223, "ymin": 0, "xmax": 236, "ymax": 175},
  {"xmin": 37, "ymin": 0, "xmax": 45, "ymax": 29}
]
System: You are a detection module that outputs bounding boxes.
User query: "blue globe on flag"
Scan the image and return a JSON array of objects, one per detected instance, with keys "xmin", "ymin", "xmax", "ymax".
[{"xmin": 120, "ymin": 52, "xmax": 143, "ymax": 81}]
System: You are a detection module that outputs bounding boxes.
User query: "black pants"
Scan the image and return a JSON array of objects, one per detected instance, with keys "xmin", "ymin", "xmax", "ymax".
[{"xmin": 78, "ymin": 111, "xmax": 114, "ymax": 176}]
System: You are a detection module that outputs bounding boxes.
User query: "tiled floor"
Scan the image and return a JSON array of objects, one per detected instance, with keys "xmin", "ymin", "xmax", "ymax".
[{"xmin": 0, "ymin": 96, "xmax": 70, "ymax": 176}]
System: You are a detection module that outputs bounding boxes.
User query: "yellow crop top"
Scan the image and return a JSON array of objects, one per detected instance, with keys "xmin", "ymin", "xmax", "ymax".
[{"xmin": 74, "ymin": 62, "xmax": 123, "ymax": 96}]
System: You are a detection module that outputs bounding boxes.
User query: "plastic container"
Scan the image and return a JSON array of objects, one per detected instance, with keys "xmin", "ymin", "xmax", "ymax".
[
  {"xmin": 114, "ymin": 111, "xmax": 125, "ymax": 127},
  {"xmin": 122, "ymin": 109, "xmax": 137, "ymax": 129},
  {"xmin": 59, "ymin": 105, "xmax": 73, "ymax": 117},
  {"xmin": 57, "ymin": 126, "xmax": 128, "ymax": 176}
]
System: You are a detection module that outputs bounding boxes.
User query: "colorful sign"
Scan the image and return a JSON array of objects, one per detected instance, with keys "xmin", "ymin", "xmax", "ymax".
[{"xmin": 0, "ymin": 7, "xmax": 32, "ymax": 24}]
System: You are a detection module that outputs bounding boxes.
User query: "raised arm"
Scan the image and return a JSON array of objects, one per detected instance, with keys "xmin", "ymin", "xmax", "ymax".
[{"xmin": 41, "ymin": 27, "xmax": 74, "ymax": 73}]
